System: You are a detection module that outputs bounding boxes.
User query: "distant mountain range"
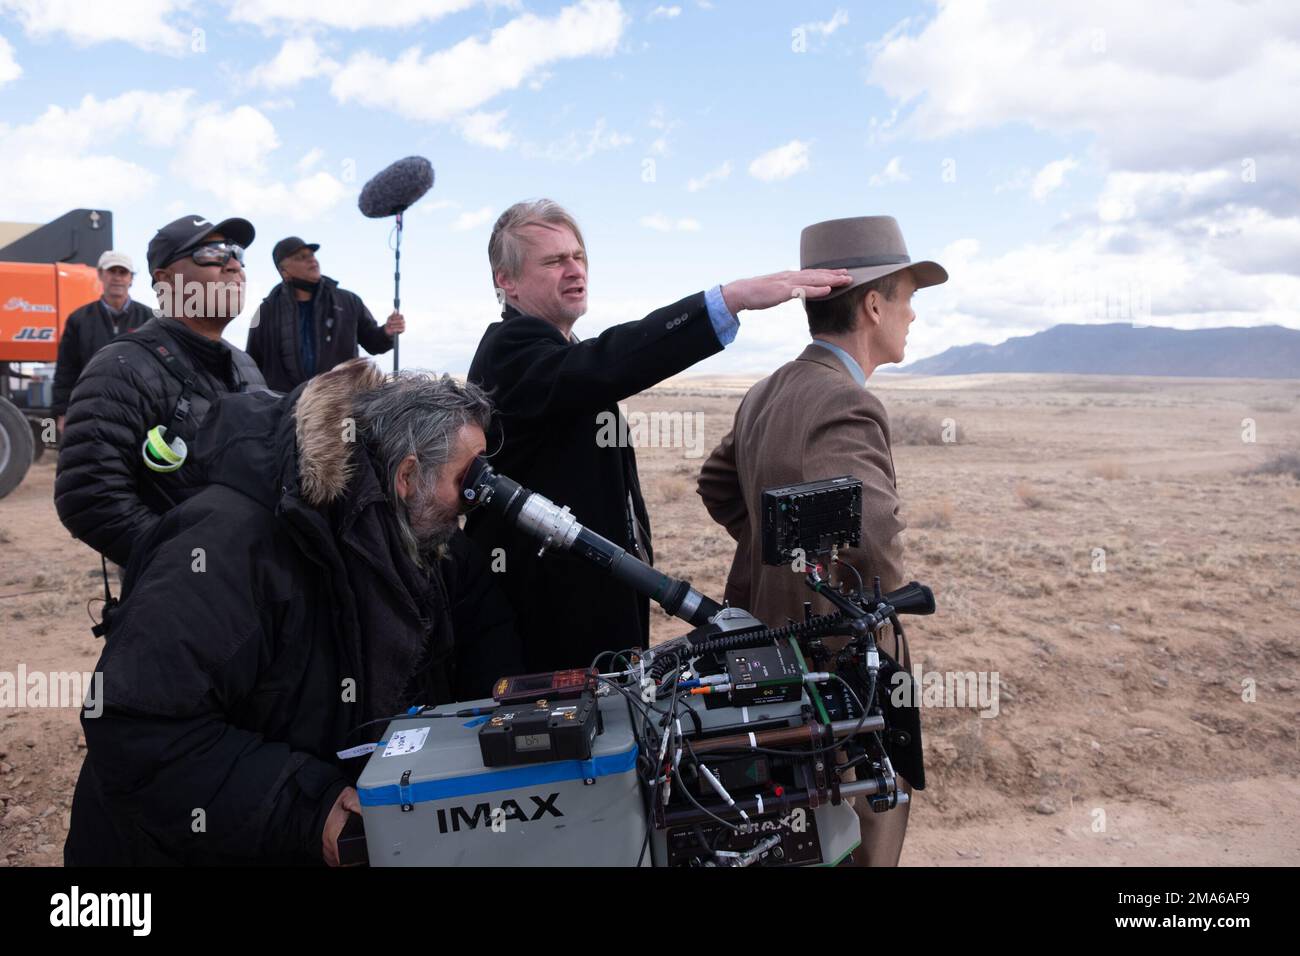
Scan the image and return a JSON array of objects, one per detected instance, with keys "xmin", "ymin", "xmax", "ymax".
[{"xmin": 901, "ymin": 323, "xmax": 1300, "ymax": 378}]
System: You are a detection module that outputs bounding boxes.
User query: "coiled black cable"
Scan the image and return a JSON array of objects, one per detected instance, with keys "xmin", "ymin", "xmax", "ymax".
[{"xmin": 647, "ymin": 611, "xmax": 850, "ymax": 679}]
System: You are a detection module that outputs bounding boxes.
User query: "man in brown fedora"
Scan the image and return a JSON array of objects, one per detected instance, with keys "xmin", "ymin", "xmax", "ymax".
[{"xmin": 697, "ymin": 215, "xmax": 947, "ymax": 866}]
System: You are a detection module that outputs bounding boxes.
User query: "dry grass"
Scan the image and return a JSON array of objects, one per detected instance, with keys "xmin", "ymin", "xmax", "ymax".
[
  {"xmin": 892, "ymin": 410, "xmax": 964, "ymax": 446},
  {"xmin": 5, "ymin": 373, "xmax": 1300, "ymax": 868},
  {"xmin": 912, "ymin": 496, "xmax": 955, "ymax": 528},
  {"xmin": 1249, "ymin": 449, "xmax": 1300, "ymax": 481},
  {"xmin": 1015, "ymin": 480, "xmax": 1047, "ymax": 509},
  {"xmin": 1087, "ymin": 460, "xmax": 1128, "ymax": 480}
]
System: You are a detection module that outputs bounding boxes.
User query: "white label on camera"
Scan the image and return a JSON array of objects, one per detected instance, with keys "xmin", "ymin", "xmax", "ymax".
[
  {"xmin": 383, "ymin": 727, "xmax": 430, "ymax": 757},
  {"xmin": 336, "ymin": 743, "xmax": 378, "ymax": 760}
]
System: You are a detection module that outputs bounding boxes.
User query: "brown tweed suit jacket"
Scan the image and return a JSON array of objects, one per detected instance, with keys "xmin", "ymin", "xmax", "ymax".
[{"xmin": 698, "ymin": 343, "xmax": 906, "ymax": 628}]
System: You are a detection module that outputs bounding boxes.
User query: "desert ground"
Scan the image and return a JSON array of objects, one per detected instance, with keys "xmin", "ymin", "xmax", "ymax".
[{"xmin": 2, "ymin": 372, "xmax": 1298, "ymax": 866}]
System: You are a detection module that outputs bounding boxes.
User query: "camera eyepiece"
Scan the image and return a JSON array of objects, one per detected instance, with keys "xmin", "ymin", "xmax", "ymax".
[{"xmin": 461, "ymin": 455, "xmax": 494, "ymax": 508}]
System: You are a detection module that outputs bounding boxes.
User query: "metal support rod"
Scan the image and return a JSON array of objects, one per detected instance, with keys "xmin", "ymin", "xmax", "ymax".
[
  {"xmin": 661, "ymin": 776, "xmax": 896, "ymax": 828},
  {"xmin": 392, "ymin": 211, "xmax": 402, "ymax": 373},
  {"xmin": 687, "ymin": 716, "xmax": 886, "ymax": 757}
]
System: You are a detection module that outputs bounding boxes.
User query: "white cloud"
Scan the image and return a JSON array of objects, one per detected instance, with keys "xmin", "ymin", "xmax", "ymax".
[
  {"xmin": 867, "ymin": 0, "xmax": 1300, "ymax": 171},
  {"xmin": 418, "ymin": 198, "xmax": 460, "ymax": 215},
  {"xmin": 1208, "ymin": 206, "xmax": 1300, "ymax": 277},
  {"xmin": 0, "ymin": 0, "xmax": 192, "ymax": 54},
  {"xmin": 453, "ymin": 206, "xmax": 494, "ymax": 231},
  {"xmin": 646, "ymin": 104, "xmax": 679, "ymax": 157},
  {"xmin": 865, "ymin": 0, "xmax": 1300, "ymax": 334},
  {"xmin": 257, "ymin": 96, "xmax": 295, "ymax": 112},
  {"xmin": 330, "ymin": 0, "xmax": 627, "ymax": 123},
  {"xmin": 0, "ymin": 33, "xmax": 21, "ymax": 86},
  {"xmin": 798, "ymin": 8, "xmax": 849, "ymax": 38},
  {"xmin": 1030, "ymin": 156, "xmax": 1077, "ymax": 201},
  {"xmin": 246, "ymin": 37, "xmax": 338, "ymax": 90},
  {"xmin": 457, "ymin": 111, "xmax": 512, "ymax": 150},
  {"xmin": 0, "ymin": 90, "xmax": 196, "ymax": 217},
  {"xmin": 868, "ymin": 155, "xmax": 908, "ymax": 187},
  {"xmin": 905, "ymin": 218, "xmax": 1300, "ymax": 364},
  {"xmin": 526, "ymin": 118, "xmax": 632, "ymax": 162},
  {"xmin": 1095, "ymin": 168, "xmax": 1237, "ymax": 224},
  {"xmin": 687, "ymin": 160, "xmax": 731, "ymax": 192},
  {"xmin": 296, "ymin": 147, "xmax": 324, "ymax": 174},
  {"xmin": 171, "ymin": 104, "xmax": 347, "ymax": 220},
  {"xmin": 640, "ymin": 213, "xmax": 700, "ymax": 232},
  {"xmin": 457, "ymin": 110, "xmax": 514, "ymax": 149},
  {"xmin": 0, "ymin": 88, "xmax": 349, "ymax": 223},
  {"xmin": 230, "ymin": 0, "xmax": 480, "ymax": 30},
  {"xmin": 749, "ymin": 140, "xmax": 810, "ymax": 182},
  {"xmin": 993, "ymin": 166, "xmax": 1031, "ymax": 194},
  {"xmin": 648, "ymin": 4, "xmax": 681, "ymax": 19}
]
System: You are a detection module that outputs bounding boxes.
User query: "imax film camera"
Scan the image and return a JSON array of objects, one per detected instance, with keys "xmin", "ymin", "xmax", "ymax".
[{"xmin": 350, "ymin": 460, "xmax": 933, "ymax": 867}]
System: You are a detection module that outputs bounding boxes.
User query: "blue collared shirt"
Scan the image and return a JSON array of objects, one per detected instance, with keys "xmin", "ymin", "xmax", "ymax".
[
  {"xmin": 811, "ymin": 338, "xmax": 867, "ymax": 387},
  {"xmin": 704, "ymin": 284, "xmax": 739, "ymax": 346}
]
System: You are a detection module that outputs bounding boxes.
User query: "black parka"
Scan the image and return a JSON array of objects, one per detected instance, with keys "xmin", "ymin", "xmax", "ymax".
[
  {"xmin": 54, "ymin": 316, "xmax": 267, "ymax": 566},
  {"xmin": 247, "ymin": 277, "xmax": 393, "ymax": 392},
  {"xmin": 64, "ymin": 360, "xmax": 522, "ymax": 866},
  {"xmin": 51, "ymin": 298, "xmax": 154, "ymax": 416},
  {"xmin": 465, "ymin": 292, "xmax": 722, "ymax": 672}
]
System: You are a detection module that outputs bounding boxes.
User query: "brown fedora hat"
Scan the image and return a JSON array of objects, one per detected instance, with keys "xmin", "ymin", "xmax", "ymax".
[{"xmin": 800, "ymin": 215, "xmax": 947, "ymax": 299}]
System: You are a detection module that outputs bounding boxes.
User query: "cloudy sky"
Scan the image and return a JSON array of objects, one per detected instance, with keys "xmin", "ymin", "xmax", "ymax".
[{"xmin": 1, "ymin": 0, "xmax": 1296, "ymax": 374}]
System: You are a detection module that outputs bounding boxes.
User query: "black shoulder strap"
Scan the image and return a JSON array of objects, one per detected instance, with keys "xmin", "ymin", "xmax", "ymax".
[
  {"xmin": 91, "ymin": 553, "xmax": 118, "ymax": 639},
  {"xmin": 118, "ymin": 330, "xmax": 206, "ymax": 430}
]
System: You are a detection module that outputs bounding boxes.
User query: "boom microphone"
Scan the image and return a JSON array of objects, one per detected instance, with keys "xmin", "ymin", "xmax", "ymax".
[
  {"xmin": 357, "ymin": 156, "xmax": 435, "ymax": 218},
  {"xmin": 357, "ymin": 156, "xmax": 435, "ymax": 373}
]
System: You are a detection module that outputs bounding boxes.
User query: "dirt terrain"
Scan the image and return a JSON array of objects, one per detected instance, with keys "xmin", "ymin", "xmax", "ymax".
[{"xmin": 2, "ymin": 372, "xmax": 1298, "ymax": 866}]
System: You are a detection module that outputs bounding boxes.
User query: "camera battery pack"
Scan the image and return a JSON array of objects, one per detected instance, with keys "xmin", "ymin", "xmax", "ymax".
[{"xmin": 478, "ymin": 692, "xmax": 600, "ymax": 767}]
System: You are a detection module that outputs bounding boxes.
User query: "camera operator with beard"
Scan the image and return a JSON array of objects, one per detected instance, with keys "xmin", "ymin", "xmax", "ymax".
[
  {"xmin": 65, "ymin": 360, "xmax": 523, "ymax": 866},
  {"xmin": 246, "ymin": 236, "xmax": 404, "ymax": 392}
]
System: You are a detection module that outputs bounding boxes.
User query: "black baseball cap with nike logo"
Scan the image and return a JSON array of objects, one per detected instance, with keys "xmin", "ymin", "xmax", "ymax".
[{"xmin": 147, "ymin": 215, "xmax": 256, "ymax": 273}]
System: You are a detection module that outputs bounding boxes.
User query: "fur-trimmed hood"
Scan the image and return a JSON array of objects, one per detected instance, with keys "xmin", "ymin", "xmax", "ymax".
[
  {"xmin": 190, "ymin": 356, "xmax": 387, "ymax": 515},
  {"xmin": 294, "ymin": 357, "xmax": 387, "ymax": 507}
]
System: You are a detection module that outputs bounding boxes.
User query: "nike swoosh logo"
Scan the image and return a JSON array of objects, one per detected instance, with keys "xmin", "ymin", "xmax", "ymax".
[{"xmin": 191, "ymin": 218, "xmax": 210, "ymax": 227}]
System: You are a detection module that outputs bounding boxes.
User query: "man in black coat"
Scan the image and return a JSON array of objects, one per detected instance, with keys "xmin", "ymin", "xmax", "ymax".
[
  {"xmin": 466, "ymin": 199, "xmax": 851, "ymax": 672},
  {"xmin": 246, "ymin": 236, "xmax": 404, "ymax": 391},
  {"xmin": 65, "ymin": 359, "xmax": 523, "ymax": 866},
  {"xmin": 51, "ymin": 250, "xmax": 154, "ymax": 429},
  {"xmin": 54, "ymin": 214, "xmax": 267, "ymax": 567}
]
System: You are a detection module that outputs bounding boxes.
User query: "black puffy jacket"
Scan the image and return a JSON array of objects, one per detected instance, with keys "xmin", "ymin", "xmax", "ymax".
[
  {"xmin": 64, "ymin": 360, "xmax": 523, "ymax": 865},
  {"xmin": 51, "ymin": 298, "xmax": 154, "ymax": 417},
  {"xmin": 54, "ymin": 316, "xmax": 267, "ymax": 566},
  {"xmin": 247, "ymin": 277, "xmax": 393, "ymax": 392}
]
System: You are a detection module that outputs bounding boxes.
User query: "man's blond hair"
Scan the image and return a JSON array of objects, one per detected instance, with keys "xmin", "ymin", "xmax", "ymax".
[{"xmin": 488, "ymin": 199, "xmax": 586, "ymax": 288}]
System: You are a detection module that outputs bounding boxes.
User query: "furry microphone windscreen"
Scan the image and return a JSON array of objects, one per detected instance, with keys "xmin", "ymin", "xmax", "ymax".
[{"xmin": 357, "ymin": 156, "xmax": 435, "ymax": 218}]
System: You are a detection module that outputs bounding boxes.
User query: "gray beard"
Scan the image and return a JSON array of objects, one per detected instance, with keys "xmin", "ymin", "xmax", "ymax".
[{"xmin": 399, "ymin": 482, "xmax": 458, "ymax": 566}]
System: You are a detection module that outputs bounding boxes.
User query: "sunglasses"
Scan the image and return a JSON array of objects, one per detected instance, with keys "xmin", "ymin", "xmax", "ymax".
[{"xmin": 185, "ymin": 241, "xmax": 246, "ymax": 267}]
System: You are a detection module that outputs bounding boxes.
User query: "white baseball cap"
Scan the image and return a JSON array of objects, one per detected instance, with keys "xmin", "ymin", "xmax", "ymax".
[{"xmin": 97, "ymin": 250, "xmax": 135, "ymax": 273}]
